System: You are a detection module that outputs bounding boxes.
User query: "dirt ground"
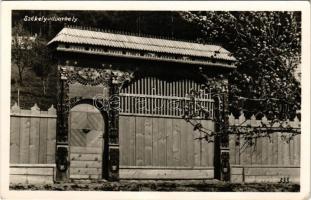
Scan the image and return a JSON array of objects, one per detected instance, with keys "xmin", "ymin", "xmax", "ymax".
[{"xmin": 10, "ymin": 180, "xmax": 300, "ymax": 192}]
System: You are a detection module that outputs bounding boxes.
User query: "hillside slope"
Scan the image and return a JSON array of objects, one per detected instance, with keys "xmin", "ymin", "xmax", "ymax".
[{"xmin": 11, "ymin": 63, "xmax": 57, "ymax": 110}]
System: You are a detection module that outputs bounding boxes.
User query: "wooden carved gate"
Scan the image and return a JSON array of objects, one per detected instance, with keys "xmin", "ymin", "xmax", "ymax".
[{"xmin": 69, "ymin": 104, "xmax": 105, "ymax": 179}]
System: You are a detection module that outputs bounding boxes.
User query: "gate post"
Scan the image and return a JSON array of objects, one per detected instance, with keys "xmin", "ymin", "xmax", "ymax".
[
  {"xmin": 55, "ymin": 66, "xmax": 70, "ymax": 181},
  {"xmin": 213, "ymin": 79, "xmax": 230, "ymax": 181},
  {"xmin": 107, "ymin": 70, "xmax": 134, "ymax": 181},
  {"xmin": 108, "ymin": 81, "xmax": 120, "ymax": 181},
  {"xmin": 219, "ymin": 84, "xmax": 230, "ymax": 181}
]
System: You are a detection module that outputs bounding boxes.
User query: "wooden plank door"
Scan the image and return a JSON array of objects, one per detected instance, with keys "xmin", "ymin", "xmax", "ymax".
[{"xmin": 69, "ymin": 104, "xmax": 105, "ymax": 179}]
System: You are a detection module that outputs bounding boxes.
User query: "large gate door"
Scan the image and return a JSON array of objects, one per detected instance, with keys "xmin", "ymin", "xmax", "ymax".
[{"xmin": 69, "ymin": 104, "xmax": 105, "ymax": 179}]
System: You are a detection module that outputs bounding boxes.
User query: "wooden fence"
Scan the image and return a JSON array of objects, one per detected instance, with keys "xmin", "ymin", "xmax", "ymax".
[
  {"xmin": 120, "ymin": 76, "xmax": 214, "ymax": 118},
  {"xmin": 119, "ymin": 115, "xmax": 215, "ymax": 179},
  {"xmin": 228, "ymin": 113, "xmax": 301, "ymax": 183},
  {"xmin": 10, "ymin": 103, "xmax": 57, "ymax": 164}
]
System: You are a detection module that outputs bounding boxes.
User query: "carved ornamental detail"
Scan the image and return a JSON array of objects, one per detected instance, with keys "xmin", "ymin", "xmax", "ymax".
[
  {"xmin": 56, "ymin": 64, "xmax": 134, "ymax": 181},
  {"xmin": 59, "ymin": 66, "xmax": 112, "ymax": 86}
]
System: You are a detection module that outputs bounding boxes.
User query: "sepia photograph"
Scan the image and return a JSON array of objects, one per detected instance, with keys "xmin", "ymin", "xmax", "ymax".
[{"xmin": 0, "ymin": 1, "xmax": 310, "ymax": 200}]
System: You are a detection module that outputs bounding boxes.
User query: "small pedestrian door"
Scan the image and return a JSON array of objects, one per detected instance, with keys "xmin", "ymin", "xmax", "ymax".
[{"xmin": 69, "ymin": 104, "xmax": 105, "ymax": 179}]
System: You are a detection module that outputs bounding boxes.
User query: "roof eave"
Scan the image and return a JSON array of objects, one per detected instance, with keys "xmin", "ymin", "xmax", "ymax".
[{"xmin": 56, "ymin": 46, "xmax": 237, "ymax": 69}]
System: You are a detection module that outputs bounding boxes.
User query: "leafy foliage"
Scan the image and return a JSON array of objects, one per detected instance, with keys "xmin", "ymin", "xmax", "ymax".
[
  {"xmin": 180, "ymin": 11, "xmax": 301, "ymax": 120},
  {"xmin": 12, "ymin": 22, "xmax": 36, "ymax": 85}
]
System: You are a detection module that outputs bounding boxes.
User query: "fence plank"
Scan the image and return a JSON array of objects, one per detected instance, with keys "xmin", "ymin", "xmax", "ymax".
[
  {"xmin": 234, "ymin": 119, "xmax": 240, "ymax": 165},
  {"xmin": 207, "ymin": 120, "xmax": 214, "ymax": 167},
  {"xmin": 270, "ymin": 130, "xmax": 278, "ymax": 165},
  {"xmin": 135, "ymin": 117, "xmax": 144, "ymax": 166},
  {"xmin": 38, "ymin": 113, "xmax": 48, "ymax": 164},
  {"xmin": 294, "ymin": 134, "xmax": 300, "ymax": 166},
  {"xmin": 10, "ymin": 115, "xmax": 21, "ymax": 163},
  {"xmin": 283, "ymin": 121, "xmax": 290, "ymax": 166},
  {"xmin": 180, "ymin": 120, "xmax": 188, "ymax": 167},
  {"xmin": 47, "ymin": 106, "xmax": 56, "ymax": 164},
  {"xmin": 144, "ymin": 117, "xmax": 153, "ymax": 166},
  {"xmin": 152, "ymin": 118, "xmax": 159, "ymax": 166},
  {"xmin": 289, "ymin": 134, "xmax": 294, "ymax": 166},
  {"xmin": 229, "ymin": 114, "xmax": 236, "ymax": 165},
  {"xmin": 166, "ymin": 118, "xmax": 173, "ymax": 166},
  {"xmin": 194, "ymin": 121, "xmax": 201, "ymax": 167},
  {"xmin": 158, "ymin": 118, "xmax": 167, "ymax": 166},
  {"xmin": 119, "ymin": 116, "xmax": 127, "ymax": 165},
  {"xmin": 29, "ymin": 105, "xmax": 40, "ymax": 164},
  {"xmin": 186, "ymin": 122, "xmax": 194, "ymax": 167},
  {"xmin": 129, "ymin": 117, "xmax": 136, "ymax": 166},
  {"xmin": 238, "ymin": 113, "xmax": 246, "ymax": 165},
  {"xmin": 10, "ymin": 103, "xmax": 21, "ymax": 163},
  {"xmin": 200, "ymin": 120, "xmax": 208, "ymax": 166},
  {"xmin": 172, "ymin": 119, "xmax": 181, "ymax": 166},
  {"xmin": 277, "ymin": 132, "xmax": 284, "ymax": 166},
  {"xmin": 19, "ymin": 110, "xmax": 31, "ymax": 163}
]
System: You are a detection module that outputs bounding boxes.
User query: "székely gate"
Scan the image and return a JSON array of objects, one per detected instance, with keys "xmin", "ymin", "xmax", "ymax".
[{"xmin": 48, "ymin": 25, "xmax": 236, "ymax": 181}]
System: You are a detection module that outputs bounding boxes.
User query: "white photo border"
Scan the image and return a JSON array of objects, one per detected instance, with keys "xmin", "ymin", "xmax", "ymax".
[{"xmin": 1, "ymin": 1, "xmax": 310, "ymax": 200}]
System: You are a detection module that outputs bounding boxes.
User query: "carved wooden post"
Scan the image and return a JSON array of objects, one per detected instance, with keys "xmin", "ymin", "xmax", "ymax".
[
  {"xmin": 55, "ymin": 65, "xmax": 70, "ymax": 181},
  {"xmin": 212, "ymin": 77, "xmax": 230, "ymax": 181},
  {"xmin": 108, "ymin": 70, "xmax": 133, "ymax": 181},
  {"xmin": 220, "ymin": 86, "xmax": 230, "ymax": 181}
]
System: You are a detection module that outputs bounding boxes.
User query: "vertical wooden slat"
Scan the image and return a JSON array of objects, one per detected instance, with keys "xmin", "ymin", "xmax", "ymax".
[
  {"xmin": 130, "ymin": 96, "xmax": 133, "ymax": 114},
  {"xmin": 283, "ymin": 121, "xmax": 290, "ymax": 166},
  {"xmin": 166, "ymin": 118, "xmax": 173, "ymax": 166},
  {"xmin": 239, "ymin": 113, "xmax": 246, "ymax": 165},
  {"xmin": 261, "ymin": 116, "xmax": 268, "ymax": 165},
  {"xmin": 187, "ymin": 122, "xmax": 194, "ymax": 167},
  {"xmin": 255, "ymin": 119, "xmax": 263, "ymax": 165},
  {"xmin": 168, "ymin": 81, "xmax": 172, "ymax": 116},
  {"xmin": 271, "ymin": 125, "xmax": 279, "ymax": 165},
  {"xmin": 172, "ymin": 119, "xmax": 181, "ymax": 166},
  {"xmin": 126, "ymin": 95, "xmax": 129, "ymax": 113},
  {"xmin": 244, "ymin": 119, "xmax": 252, "ymax": 165},
  {"xmin": 277, "ymin": 131, "xmax": 284, "ymax": 165},
  {"xmin": 228, "ymin": 114, "xmax": 236, "ymax": 165},
  {"xmin": 235, "ymin": 118, "xmax": 240, "ymax": 165},
  {"xmin": 289, "ymin": 133, "xmax": 294, "ymax": 165},
  {"xmin": 194, "ymin": 120, "xmax": 201, "ymax": 167},
  {"xmin": 137, "ymin": 79, "xmax": 141, "ymax": 114},
  {"xmin": 10, "ymin": 104, "xmax": 21, "ymax": 163},
  {"xmin": 293, "ymin": 117, "xmax": 300, "ymax": 166},
  {"xmin": 144, "ymin": 117, "xmax": 153, "ymax": 165},
  {"xmin": 207, "ymin": 120, "xmax": 214, "ymax": 166},
  {"xmin": 157, "ymin": 78, "xmax": 160, "ymax": 115},
  {"xmin": 119, "ymin": 116, "xmax": 128, "ymax": 165},
  {"xmin": 250, "ymin": 115, "xmax": 257, "ymax": 165},
  {"xmin": 135, "ymin": 117, "xmax": 144, "ymax": 166},
  {"xmin": 158, "ymin": 117, "xmax": 167, "ymax": 166},
  {"xmin": 152, "ymin": 118, "xmax": 159, "ymax": 166},
  {"xmin": 129, "ymin": 116, "xmax": 136, "ymax": 166},
  {"xmin": 47, "ymin": 106, "xmax": 56, "ymax": 164},
  {"xmin": 38, "ymin": 112, "xmax": 48, "ymax": 164},
  {"xmin": 200, "ymin": 120, "xmax": 209, "ymax": 166},
  {"xmin": 294, "ymin": 134, "xmax": 300, "ymax": 166},
  {"xmin": 19, "ymin": 109, "xmax": 31, "ymax": 163},
  {"xmin": 180, "ymin": 120, "xmax": 188, "ymax": 167}
]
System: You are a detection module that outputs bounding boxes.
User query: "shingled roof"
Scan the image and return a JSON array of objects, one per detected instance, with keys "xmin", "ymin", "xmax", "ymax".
[{"xmin": 48, "ymin": 27, "xmax": 236, "ymax": 67}]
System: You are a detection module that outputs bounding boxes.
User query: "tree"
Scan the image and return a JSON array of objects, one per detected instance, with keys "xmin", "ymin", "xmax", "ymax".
[
  {"xmin": 178, "ymin": 11, "xmax": 301, "ymax": 146},
  {"xmin": 180, "ymin": 11, "xmax": 301, "ymax": 120},
  {"xmin": 12, "ymin": 22, "xmax": 37, "ymax": 86},
  {"xmin": 31, "ymin": 38, "xmax": 55, "ymax": 95}
]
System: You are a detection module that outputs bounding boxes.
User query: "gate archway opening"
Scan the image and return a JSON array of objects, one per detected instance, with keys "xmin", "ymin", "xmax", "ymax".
[{"xmin": 68, "ymin": 103, "xmax": 108, "ymax": 180}]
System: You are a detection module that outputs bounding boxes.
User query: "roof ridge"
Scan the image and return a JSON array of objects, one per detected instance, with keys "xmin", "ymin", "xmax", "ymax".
[
  {"xmin": 59, "ymin": 32, "xmax": 228, "ymax": 54},
  {"xmin": 64, "ymin": 24, "xmax": 221, "ymax": 46}
]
